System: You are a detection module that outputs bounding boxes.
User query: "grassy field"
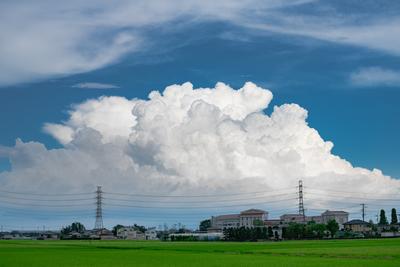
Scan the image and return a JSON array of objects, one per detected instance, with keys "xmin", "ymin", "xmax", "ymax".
[{"xmin": 1, "ymin": 239, "xmax": 400, "ymax": 267}]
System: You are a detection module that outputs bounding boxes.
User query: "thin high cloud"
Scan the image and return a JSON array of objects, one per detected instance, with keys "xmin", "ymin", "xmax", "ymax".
[
  {"xmin": 350, "ymin": 67, "xmax": 400, "ymax": 87},
  {"xmin": 72, "ymin": 82, "xmax": 120, "ymax": 89},
  {"xmin": 1, "ymin": 0, "xmax": 399, "ymax": 86}
]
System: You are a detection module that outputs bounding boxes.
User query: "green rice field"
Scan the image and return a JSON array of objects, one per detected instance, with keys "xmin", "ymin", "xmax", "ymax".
[{"xmin": 1, "ymin": 239, "xmax": 400, "ymax": 267}]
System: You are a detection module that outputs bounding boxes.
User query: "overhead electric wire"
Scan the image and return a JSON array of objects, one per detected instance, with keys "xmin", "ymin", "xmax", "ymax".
[
  {"xmin": 104, "ymin": 197, "xmax": 298, "ymax": 210},
  {"xmin": 0, "ymin": 206, "xmax": 93, "ymax": 214},
  {"xmin": 0, "ymin": 189, "xmax": 93, "ymax": 196},
  {"xmin": 103, "ymin": 192, "xmax": 297, "ymax": 204},
  {"xmin": 1, "ymin": 212, "xmax": 94, "ymax": 218},
  {"xmin": 1, "ymin": 185, "xmax": 399, "ymax": 225},
  {"xmin": 0, "ymin": 199, "xmax": 95, "ymax": 208},
  {"xmin": 305, "ymin": 187, "xmax": 400, "ymax": 197},
  {"xmin": 305, "ymin": 192, "xmax": 400, "ymax": 202},
  {"xmin": 0, "ymin": 195, "xmax": 95, "ymax": 202},
  {"xmin": 103, "ymin": 187, "xmax": 296, "ymax": 198}
]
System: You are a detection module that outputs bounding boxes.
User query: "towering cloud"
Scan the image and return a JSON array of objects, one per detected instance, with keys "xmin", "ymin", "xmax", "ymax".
[{"xmin": 0, "ymin": 82, "xmax": 399, "ymax": 210}]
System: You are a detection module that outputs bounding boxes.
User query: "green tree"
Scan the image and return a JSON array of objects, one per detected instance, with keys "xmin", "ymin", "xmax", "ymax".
[
  {"xmin": 71, "ymin": 222, "xmax": 86, "ymax": 233},
  {"xmin": 133, "ymin": 224, "xmax": 146, "ymax": 233},
  {"xmin": 285, "ymin": 223, "xmax": 305, "ymax": 239},
  {"xmin": 274, "ymin": 231, "xmax": 279, "ymax": 240},
  {"xmin": 306, "ymin": 222, "xmax": 326, "ymax": 239},
  {"xmin": 368, "ymin": 220, "xmax": 377, "ymax": 232},
  {"xmin": 112, "ymin": 224, "xmax": 124, "ymax": 236},
  {"xmin": 199, "ymin": 219, "xmax": 211, "ymax": 231},
  {"xmin": 253, "ymin": 219, "xmax": 264, "ymax": 227},
  {"xmin": 267, "ymin": 226, "xmax": 273, "ymax": 238},
  {"xmin": 61, "ymin": 222, "xmax": 86, "ymax": 235},
  {"xmin": 326, "ymin": 220, "xmax": 339, "ymax": 238},
  {"xmin": 379, "ymin": 209, "xmax": 388, "ymax": 225},
  {"xmin": 391, "ymin": 208, "xmax": 398, "ymax": 225}
]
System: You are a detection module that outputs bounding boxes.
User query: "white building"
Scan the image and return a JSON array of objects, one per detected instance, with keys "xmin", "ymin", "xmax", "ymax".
[
  {"xmin": 117, "ymin": 226, "xmax": 145, "ymax": 240},
  {"xmin": 280, "ymin": 214, "xmax": 306, "ymax": 223},
  {"xmin": 239, "ymin": 209, "xmax": 268, "ymax": 227},
  {"xmin": 321, "ymin": 210, "xmax": 349, "ymax": 228},
  {"xmin": 211, "ymin": 214, "xmax": 240, "ymax": 230},
  {"xmin": 145, "ymin": 227, "xmax": 158, "ymax": 240},
  {"xmin": 211, "ymin": 209, "xmax": 268, "ymax": 230}
]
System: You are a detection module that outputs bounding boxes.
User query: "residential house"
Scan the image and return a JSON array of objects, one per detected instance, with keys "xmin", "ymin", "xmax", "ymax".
[
  {"xmin": 117, "ymin": 226, "xmax": 145, "ymax": 240},
  {"xmin": 343, "ymin": 220, "xmax": 371, "ymax": 233},
  {"xmin": 145, "ymin": 227, "xmax": 158, "ymax": 240}
]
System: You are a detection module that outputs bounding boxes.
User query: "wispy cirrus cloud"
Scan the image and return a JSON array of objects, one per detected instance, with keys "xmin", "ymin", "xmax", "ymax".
[
  {"xmin": 350, "ymin": 67, "xmax": 400, "ymax": 87},
  {"xmin": 72, "ymin": 82, "xmax": 120, "ymax": 89},
  {"xmin": 1, "ymin": 0, "xmax": 400, "ymax": 87}
]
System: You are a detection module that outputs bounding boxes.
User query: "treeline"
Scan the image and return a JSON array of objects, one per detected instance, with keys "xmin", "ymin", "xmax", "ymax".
[
  {"xmin": 223, "ymin": 226, "xmax": 277, "ymax": 241},
  {"xmin": 223, "ymin": 220, "xmax": 340, "ymax": 241},
  {"xmin": 283, "ymin": 220, "xmax": 338, "ymax": 239}
]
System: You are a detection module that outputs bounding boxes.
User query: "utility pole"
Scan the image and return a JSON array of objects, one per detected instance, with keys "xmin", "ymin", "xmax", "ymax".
[
  {"xmin": 94, "ymin": 186, "xmax": 104, "ymax": 230},
  {"xmin": 360, "ymin": 204, "xmax": 366, "ymax": 222},
  {"xmin": 298, "ymin": 180, "xmax": 305, "ymax": 222}
]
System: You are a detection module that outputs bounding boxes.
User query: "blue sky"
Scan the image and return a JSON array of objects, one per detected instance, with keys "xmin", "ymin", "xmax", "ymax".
[{"xmin": 0, "ymin": 0, "xmax": 400, "ymax": 229}]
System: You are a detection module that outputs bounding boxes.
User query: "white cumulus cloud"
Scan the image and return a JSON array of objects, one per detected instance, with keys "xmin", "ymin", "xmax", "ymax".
[{"xmin": 1, "ymin": 82, "xmax": 399, "ymax": 215}]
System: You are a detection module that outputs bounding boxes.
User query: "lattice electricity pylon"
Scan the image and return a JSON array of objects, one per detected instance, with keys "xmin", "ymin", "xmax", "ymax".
[
  {"xmin": 298, "ymin": 180, "xmax": 305, "ymax": 222},
  {"xmin": 94, "ymin": 186, "xmax": 104, "ymax": 230}
]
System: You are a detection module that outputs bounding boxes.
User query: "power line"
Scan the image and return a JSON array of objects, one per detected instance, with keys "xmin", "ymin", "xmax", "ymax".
[
  {"xmin": 103, "ymin": 192, "xmax": 297, "ymax": 204},
  {"xmin": 0, "ymin": 189, "xmax": 93, "ymax": 196},
  {"xmin": 103, "ymin": 187, "xmax": 296, "ymax": 198},
  {"xmin": 103, "ymin": 197, "xmax": 298, "ymax": 210},
  {"xmin": 0, "ymin": 199, "xmax": 94, "ymax": 208},
  {"xmin": 0, "ymin": 195, "xmax": 94, "ymax": 202},
  {"xmin": 305, "ymin": 192, "xmax": 400, "ymax": 202},
  {"xmin": 306, "ymin": 188, "xmax": 400, "ymax": 197}
]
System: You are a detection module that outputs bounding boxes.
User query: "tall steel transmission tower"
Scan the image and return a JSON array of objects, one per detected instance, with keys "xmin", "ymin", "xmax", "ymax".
[
  {"xmin": 94, "ymin": 186, "xmax": 104, "ymax": 230},
  {"xmin": 298, "ymin": 180, "xmax": 305, "ymax": 222}
]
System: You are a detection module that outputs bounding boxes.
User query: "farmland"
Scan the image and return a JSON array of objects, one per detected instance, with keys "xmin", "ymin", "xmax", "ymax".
[{"xmin": 1, "ymin": 239, "xmax": 400, "ymax": 267}]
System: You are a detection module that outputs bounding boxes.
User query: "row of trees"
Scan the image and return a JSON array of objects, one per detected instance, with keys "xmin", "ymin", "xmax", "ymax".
[
  {"xmin": 61, "ymin": 222, "xmax": 86, "ymax": 235},
  {"xmin": 222, "ymin": 220, "xmax": 340, "ymax": 241},
  {"xmin": 284, "ymin": 220, "xmax": 339, "ymax": 239},
  {"xmin": 223, "ymin": 226, "xmax": 277, "ymax": 241},
  {"xmin": 379, "ymin": 208, "xmax": 398, "ymax": 225}
]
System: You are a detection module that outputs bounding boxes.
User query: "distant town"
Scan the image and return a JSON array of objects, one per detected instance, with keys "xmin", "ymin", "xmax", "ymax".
[{"xmin": 1, "ymin": 207, "xmax": 399, "ymax": 241}]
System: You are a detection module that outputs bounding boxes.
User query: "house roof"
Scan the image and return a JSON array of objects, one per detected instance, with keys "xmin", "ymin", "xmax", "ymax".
[
  {"xmin": 240, "ymin": 209, "xmax": 267, "ymax": 215},
  {"xmin": 344, "ymin": 219, "xmax": 369, "ymax": 225}
]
